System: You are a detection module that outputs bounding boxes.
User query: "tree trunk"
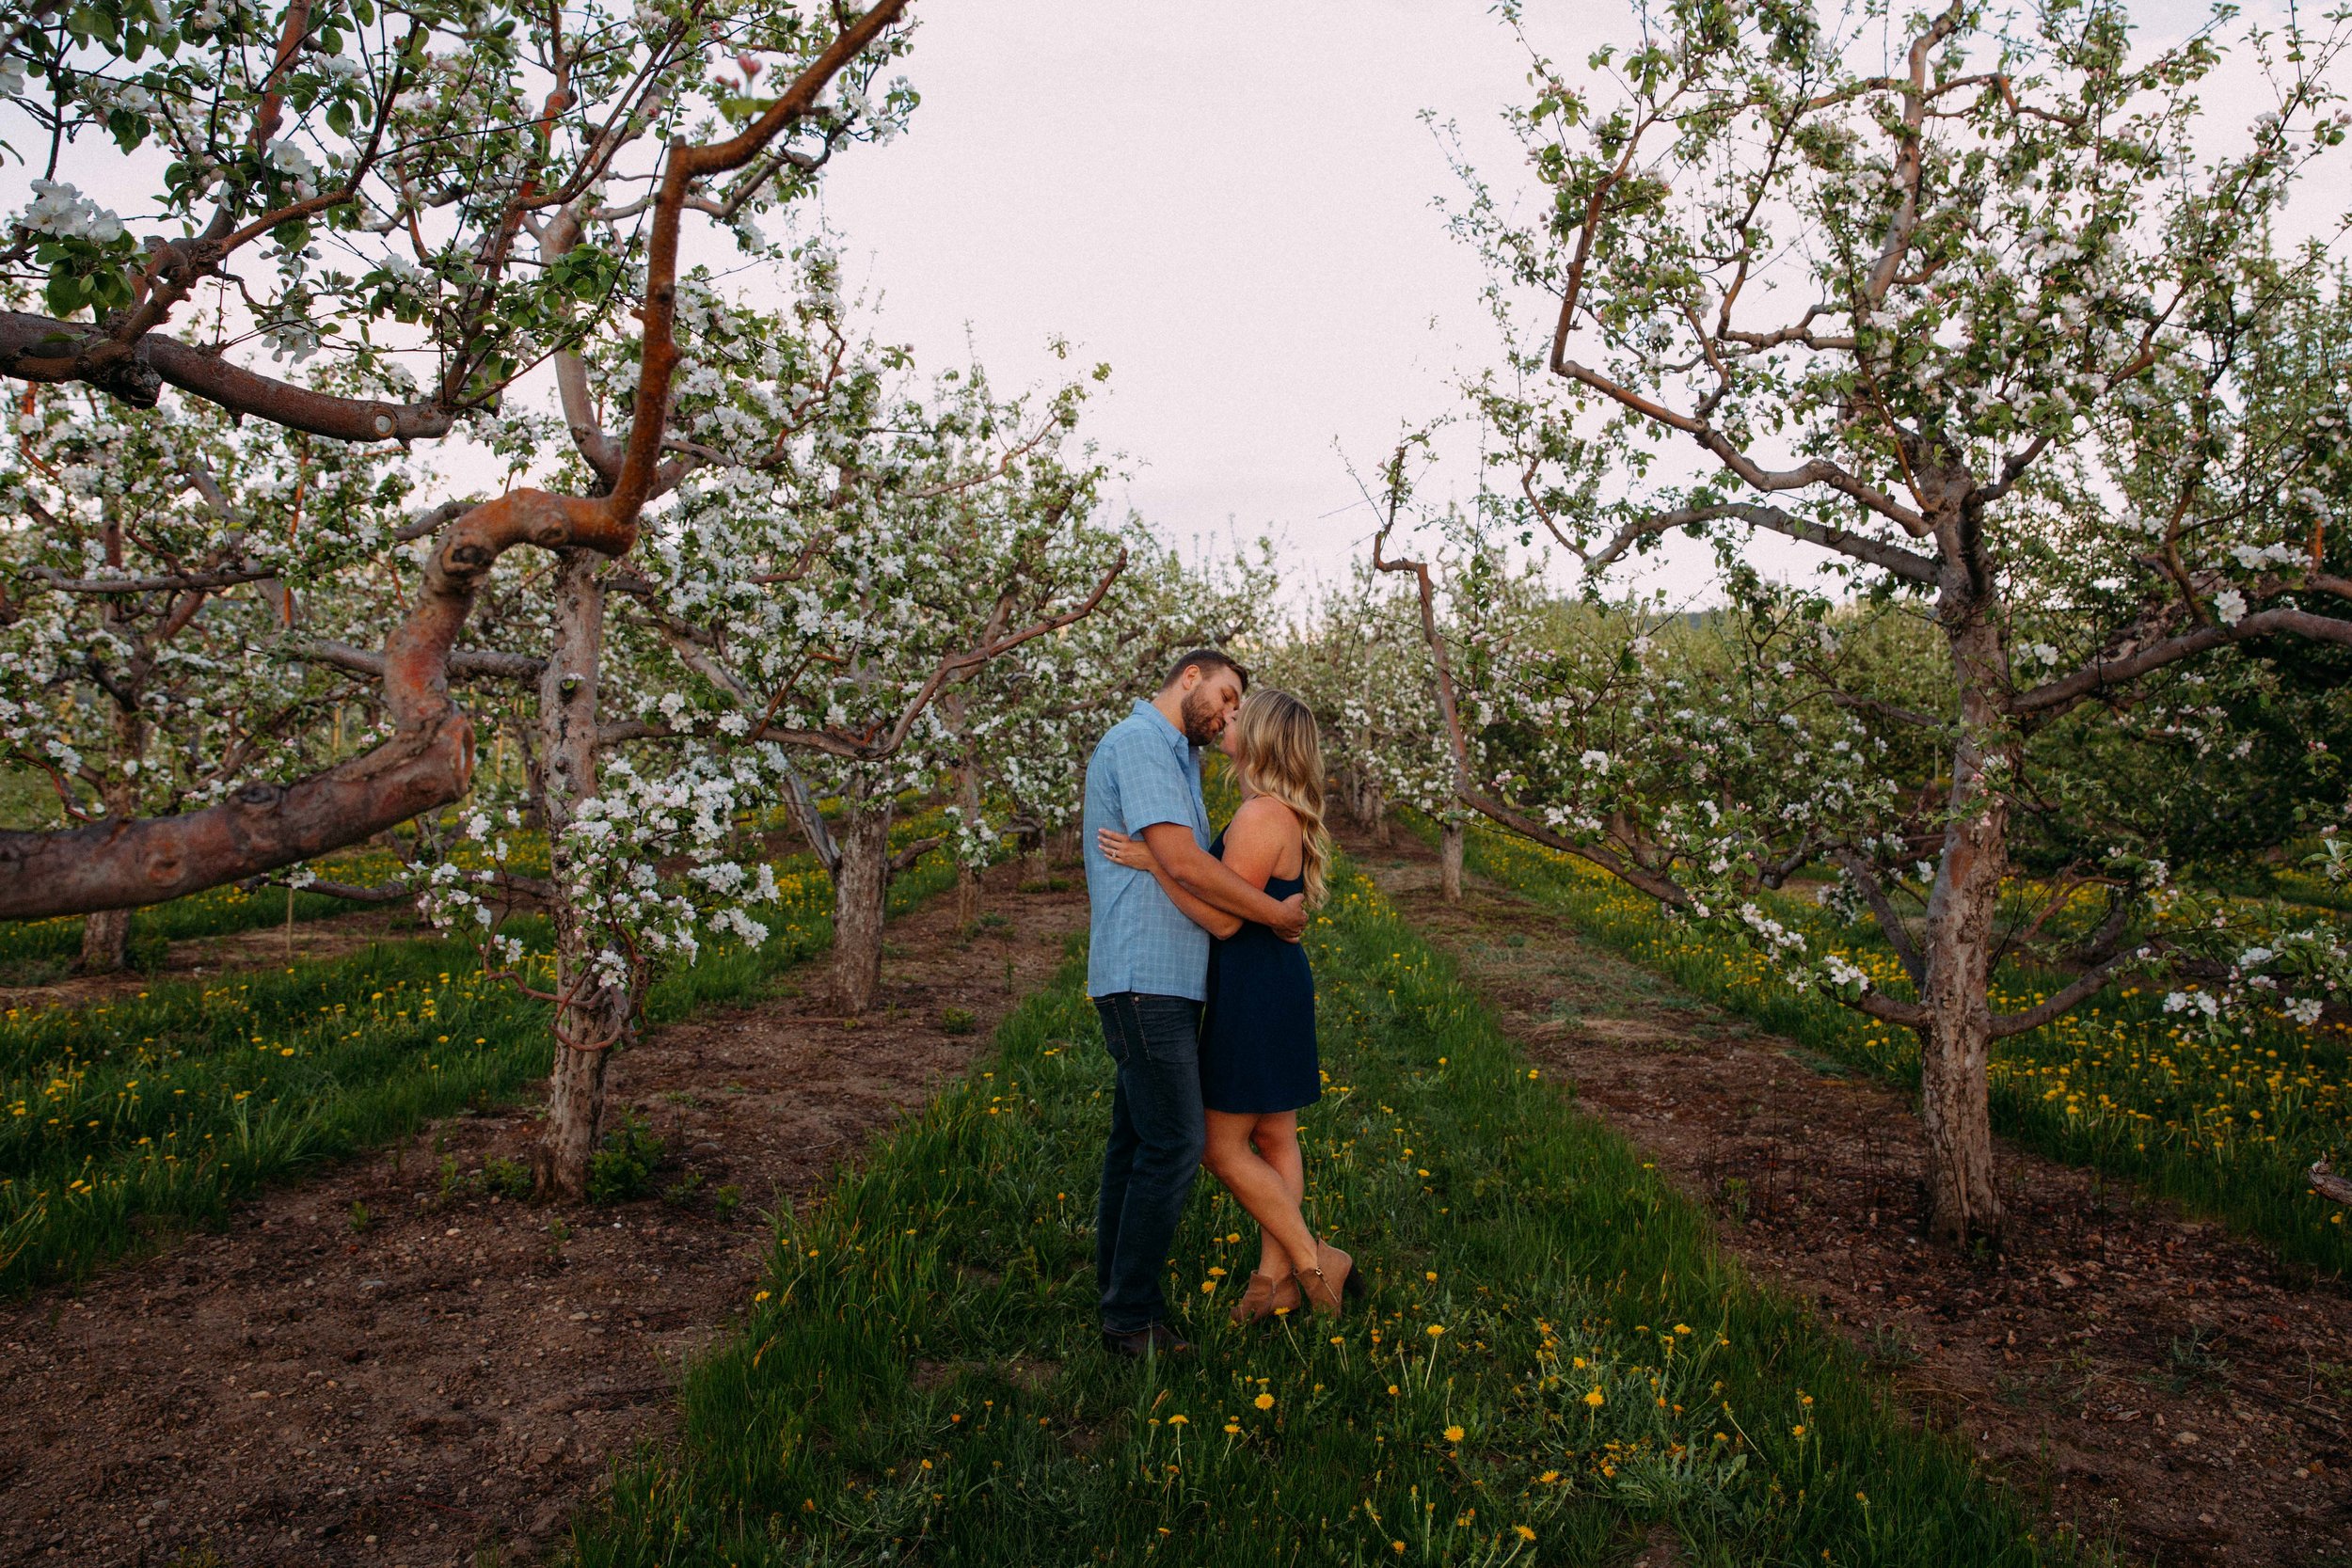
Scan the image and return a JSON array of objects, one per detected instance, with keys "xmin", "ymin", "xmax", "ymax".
[
  {"xmin": 954, "ymin": 760, "xmax": 983, "ymax": 927},
  {"xmin": 534, "ymin": 550, "xmax": 631, "ymax": 1202},
  {"xmin": 830, "ymin": 787, "xmax": 893, "ymax": 1014},
  {"xmin": 1367, "ymin": 782, "xmax": 1391, "ymax": 847},
  {"xmin": 78, "ymin": 906, "xmax": 133, "ymax": 974},
  {"xmin": 77, "ymin": 710, "xmax": 144, "ymax": 974},
  {"xmin": 1915, "ymin": 578, "xmax": 2013, "ymax": 1246},
  {"xmin": 1438, "ymin": 819, "xmax": 1465, "ymax": 903}
]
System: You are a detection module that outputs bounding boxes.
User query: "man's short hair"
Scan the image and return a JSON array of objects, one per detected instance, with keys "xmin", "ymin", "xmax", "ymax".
[{"xmin": 1162, "ymin": 646, "xmax": 1249, "ymax": 692}]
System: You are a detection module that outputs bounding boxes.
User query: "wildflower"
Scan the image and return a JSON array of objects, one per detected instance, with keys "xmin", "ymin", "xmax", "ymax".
[
  {"xmin": 1444, "ymin": 1424, "xmax": 1464, "ymax": 1442},
  {"xmin": 1168, "ymin": 1415, "xmax": 1187, "ymax": 1425},
  {"xmin": 1515, "ymin": 1525, "xmax": 1537, "ymax": 1543},
  {"xmin": 1426, "ymin": 1324, "xmax": 1445, "ymax": 1338},
  {"xmin": 1255, "ymin": 1393, "xmax": 1275, "ymax": 1411},
  {"xmin": 1584, "ymin": 1388, "xmax": 1605, "ymax": 1408}
]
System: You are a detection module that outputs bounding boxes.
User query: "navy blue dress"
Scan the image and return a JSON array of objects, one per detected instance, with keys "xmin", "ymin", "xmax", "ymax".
[{"xmin": 1199, "ymin": 829, "xmax": 1321, "ymax": 1115}]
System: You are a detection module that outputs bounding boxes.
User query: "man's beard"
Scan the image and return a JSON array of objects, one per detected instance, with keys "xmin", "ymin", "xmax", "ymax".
[{"xmin": 1179, "ymin": 688, "xmax": 1226, "ymax": 746}]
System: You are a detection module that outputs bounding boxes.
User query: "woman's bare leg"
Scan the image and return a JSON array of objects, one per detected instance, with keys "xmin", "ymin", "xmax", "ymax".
[
  {"xmin": 1204, "ymin": 1109, "xmax": 1317, "ymax": 1275},
  {"xmin": 1250, "ymin": 1114, "xmax": 1306, "ymax": 1280}
]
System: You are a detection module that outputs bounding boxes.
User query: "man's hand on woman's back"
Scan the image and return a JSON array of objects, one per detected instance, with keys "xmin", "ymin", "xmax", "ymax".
[{"xmin": 1271, "ymin": 893, "xmax": 1308, "ymax": 943}]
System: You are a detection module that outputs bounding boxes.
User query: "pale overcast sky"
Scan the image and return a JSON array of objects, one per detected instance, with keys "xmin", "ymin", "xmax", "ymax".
[
  {"xmin": 814, "ymin": 0, "xmax": 2342, "ymax": 606},
  {"xmin": 818, "ymin": 1, "xmax": 1546, "ymax": 598}
]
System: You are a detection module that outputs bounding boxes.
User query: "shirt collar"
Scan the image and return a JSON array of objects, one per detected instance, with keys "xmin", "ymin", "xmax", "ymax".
[
  {"xmin": 1134, "ymin": 700, "xmax": 1204, "ymax": 766},
  {"xmin": 1132, "ymin": 697, "xmax": 1189, "ymax": 752}
]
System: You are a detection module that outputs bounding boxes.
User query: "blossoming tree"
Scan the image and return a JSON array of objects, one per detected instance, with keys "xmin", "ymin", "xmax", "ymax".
[
  {"xmin": 1398, "ymin": 0, "xmax": 2352, "ymax": 1243},
  {"xmin": 1264, "ymin": 552, "xmax": 1467, "ymax": 893},
  {"xmin": 0, "ymin": 381, "xmax": 428, "ymax": 967},
  {"xmin": 580, "ymin": 292, "xmax": 1130, "ymax": 1017},
  {"xmin": 932, "ymin": 535, "xmax": 1278, "ymax": 921},
  {"xmin": 0, "ymin": 0, "xmax": 916, "ymax": 919}
]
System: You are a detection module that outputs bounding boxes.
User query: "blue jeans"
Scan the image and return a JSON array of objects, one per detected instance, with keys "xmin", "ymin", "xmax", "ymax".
[{"xmin": 1094, "ymin": 992, "xmax": 1205, "ymax": 1334}]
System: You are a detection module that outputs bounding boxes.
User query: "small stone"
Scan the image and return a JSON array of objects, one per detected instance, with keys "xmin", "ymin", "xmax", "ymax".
[{"xmin": 2174, "ymin": 1431, "xmax": 2199, "ymax": 1446}]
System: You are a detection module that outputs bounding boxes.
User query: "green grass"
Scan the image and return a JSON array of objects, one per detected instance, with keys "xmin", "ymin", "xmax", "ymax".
[
  {"xmin": 570, "ymin": 857, "xmax": 2070, "ymax": 1567},
  {"xmin": 1427, "ymin": 814, "xmax": 2352, "ymax": 1279},
  {"xmin": 0, "ymin": 832, "xmax": 960, "ymax": 1296}
]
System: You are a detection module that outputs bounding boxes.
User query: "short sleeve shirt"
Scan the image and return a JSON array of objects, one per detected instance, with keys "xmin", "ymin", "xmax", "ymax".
[{"xmin": 1082, "ymin": 700, "xmax": 1213, "ymax": 999}]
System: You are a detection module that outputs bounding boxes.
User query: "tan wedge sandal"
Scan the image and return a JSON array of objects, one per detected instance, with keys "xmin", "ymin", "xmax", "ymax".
[
  {"xmin": 1292, "ymin": 1241, "xmax": 1359, "ymax": 1318},
  {"xmin": 1229, "ymin": 1270, "xmax": 1305, "ymax": 1326}
]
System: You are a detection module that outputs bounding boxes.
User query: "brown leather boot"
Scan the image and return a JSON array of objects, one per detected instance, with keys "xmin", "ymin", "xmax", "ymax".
[
  {"xmin": 1293, "ymin": 1242, "xmax": 1356, "ymax": 1317},
  {"xmin": 1229, "ymin": 1270, "xmax": 1304, "ymax": 1325}
]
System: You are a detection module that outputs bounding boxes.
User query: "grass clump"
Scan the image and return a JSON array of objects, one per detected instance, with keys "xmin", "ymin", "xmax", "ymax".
[
  {"xmin": 571, "ymin": 858, "xmax": 2070, "ymax": 1567},
  {"xmin": 589, "ymin": 1115, "xmax": 667, "ymax": 1205}
]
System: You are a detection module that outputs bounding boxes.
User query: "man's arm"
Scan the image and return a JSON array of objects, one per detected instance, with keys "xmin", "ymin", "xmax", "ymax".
[
  {"xmin": 1140, "ymin": 821, "xmax": 1308, "ymax": 942},
  {"xmin": 1122, "ymin": 841, "xmax": 1244, "ymax": 939}
]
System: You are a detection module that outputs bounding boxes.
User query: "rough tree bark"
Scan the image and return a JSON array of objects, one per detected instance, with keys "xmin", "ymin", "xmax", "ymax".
[
  {"xmin": 78, "ymin": 908, "xmax": 133, "ymax": 974},
  {"xmin": 76, "ymin": 700, "xmax": 142, "ymax": 973},
  {"xmin": 533, "ymin": 551, "xmax": 632, "ymax": 1201},
  {"xmin": 1915, "ymin": 563, "xmax": 2016, "ymax": 1246},
  {"xmin": 830, "ymin": 782, "xmax": 894, "ymax": 1014},
  {"xmin": 1438, "ymin": 819, "xmax": 1465, "ymax": 904}
]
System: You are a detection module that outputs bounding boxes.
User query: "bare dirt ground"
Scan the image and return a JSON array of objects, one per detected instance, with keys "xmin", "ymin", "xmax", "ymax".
[
  {"xmin": 0, "ymin": 863, "xmax": 1087, "ymax": 1568},
  {"xmin": 1354, "ymin": 828, "xmax": 2352, "ymax": 1568}
]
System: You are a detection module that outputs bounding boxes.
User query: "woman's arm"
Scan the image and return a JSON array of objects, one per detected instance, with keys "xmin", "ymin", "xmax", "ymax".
[{"xmin": 1099, "ymin": 830, "xmax": 1244, "ymax": 938}]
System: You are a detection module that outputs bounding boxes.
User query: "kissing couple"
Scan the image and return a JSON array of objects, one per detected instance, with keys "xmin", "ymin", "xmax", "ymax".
[{"xmin": 1080, "ymin": 648, "xmax": 1359, "ymax": 1358}]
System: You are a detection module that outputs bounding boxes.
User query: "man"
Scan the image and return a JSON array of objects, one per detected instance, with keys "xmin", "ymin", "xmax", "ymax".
[{"xmin": 1081, "ymin": 648, "xmax": 1309, "ymax": 1358}]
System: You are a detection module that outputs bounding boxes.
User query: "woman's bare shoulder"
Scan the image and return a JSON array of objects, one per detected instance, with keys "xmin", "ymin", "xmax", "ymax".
[{"xmin": 1231, "ymin": 795, "xmax": 1302, "ymax": 838}]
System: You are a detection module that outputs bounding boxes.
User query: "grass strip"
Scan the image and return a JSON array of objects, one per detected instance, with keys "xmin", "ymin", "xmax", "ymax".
[
  {"xmin": 1422, "ymin": 816, "xmax": 2352, "ymax": 1279},
  {"xmin": 0, "ymin": 842, "xmax": 957, "ymax": 1295},
  {"xmin": 573, "ymin": 856, "xmax": 2067, "ymax": 1567}
]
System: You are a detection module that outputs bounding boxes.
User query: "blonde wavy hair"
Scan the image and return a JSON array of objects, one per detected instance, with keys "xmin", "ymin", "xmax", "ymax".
[{"xmin": 1232, "ymin": 688, "xmax": 1331, "ymax": 909}]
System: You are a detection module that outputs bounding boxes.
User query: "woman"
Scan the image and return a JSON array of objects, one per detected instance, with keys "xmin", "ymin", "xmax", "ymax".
[{"xmin": 1096, "ymin": 688, "xmax": 1355, "ymax": 1321}]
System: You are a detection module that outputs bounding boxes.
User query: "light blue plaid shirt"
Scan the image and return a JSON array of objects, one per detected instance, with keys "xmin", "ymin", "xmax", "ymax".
[{"xmin": 1083, "ymin": 699, "xmax": 1214, "ymax": 1000}]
